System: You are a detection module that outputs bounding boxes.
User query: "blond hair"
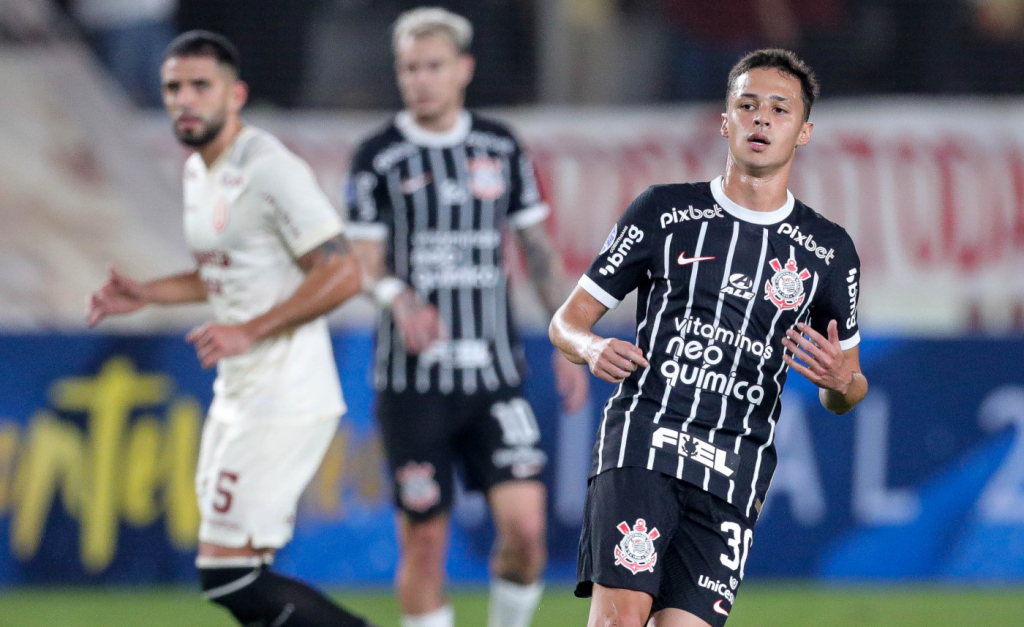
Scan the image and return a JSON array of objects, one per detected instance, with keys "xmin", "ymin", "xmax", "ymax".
[{"xmin": 392, "ymin": 7, "xmax": 473, "ymax": 54}]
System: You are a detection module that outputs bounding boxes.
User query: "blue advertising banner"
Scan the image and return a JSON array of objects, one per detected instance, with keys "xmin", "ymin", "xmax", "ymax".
[{"xmin": 0, "ymin": 333, "xmax": 1022, "ymax": 585}]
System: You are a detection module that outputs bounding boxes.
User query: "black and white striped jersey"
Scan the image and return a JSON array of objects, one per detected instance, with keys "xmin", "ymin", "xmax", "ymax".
[
  {"xmin": 345, "ymin": 111, "xmax": 549, "ymax": 395},
  {"xmin": 579, "ymin": 177, "xmax": 861, "ymax": 523}
]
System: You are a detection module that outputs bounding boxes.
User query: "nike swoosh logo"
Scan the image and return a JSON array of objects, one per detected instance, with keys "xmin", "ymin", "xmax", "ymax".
[
  {"xmin": 713, "ymin": 600, "xmax": 730, "ymax": 617},
  {"xmin": 677, "ymin": 252, "xmax": 716, "ymax": 266}
]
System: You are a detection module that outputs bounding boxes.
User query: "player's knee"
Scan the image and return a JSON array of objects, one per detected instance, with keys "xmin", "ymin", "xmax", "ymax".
[
  {"xmin": 401, "ymin": 516, "xmax": 448, "ymax": 568},
  {"xmin": 589, "ymin": 605, "xmax": 647, "ymax": 627},
  {"xmin": 500, "ymin": 515, "xmax": 546, "ymax": 561}
]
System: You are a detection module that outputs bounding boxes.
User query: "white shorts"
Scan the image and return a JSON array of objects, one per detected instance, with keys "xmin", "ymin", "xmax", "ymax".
[{"xmin": 195, "ymin": 412, "xmax": 340, "ymax": 549}]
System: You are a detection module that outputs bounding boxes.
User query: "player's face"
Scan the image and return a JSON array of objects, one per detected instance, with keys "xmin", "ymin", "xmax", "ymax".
[
  {"xmin": 395, "ymin": 34, "xmax": 474, "ymax": 123},
  {"xmin": 721, "ymin": 68, "xmax": 812, "ymax": 174},
  {"xmin": 161, "ymin": 55, "xmax": 246, "ymax": 148}
]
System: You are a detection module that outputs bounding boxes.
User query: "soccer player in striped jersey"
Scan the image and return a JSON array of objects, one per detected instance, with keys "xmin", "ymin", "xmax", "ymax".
[
  {"xmin": 550, "ymin": 49, "xmax": 869, "ymax": 627},
  {"xmin": 345, "ymin": 8, "xmax": 588, "ymax": 627},
  {"xmin": 87, "ymin": 31, "xmax": 372, "ymax": 627}
]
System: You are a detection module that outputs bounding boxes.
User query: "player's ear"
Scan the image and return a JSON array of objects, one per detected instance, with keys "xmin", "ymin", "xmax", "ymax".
[
  {"xmin": 797, "ymin": 121, "xmax": 812, "ymax": 147},
  {"xmin": 457, "ymin": 54, "xmax": 475, "ymax": 88},
  {"xmin": 230, "ymin": 80, "xmax": 249, "ymax": 113},
  {"xmin": 720, "ymin": 113, "xmax": 729, "ymax": 138}
]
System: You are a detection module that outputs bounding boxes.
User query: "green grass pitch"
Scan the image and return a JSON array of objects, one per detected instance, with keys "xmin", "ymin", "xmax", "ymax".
[{"xmin": 2, "ymin": 585, "xmax": 1023, "ymax": 627}]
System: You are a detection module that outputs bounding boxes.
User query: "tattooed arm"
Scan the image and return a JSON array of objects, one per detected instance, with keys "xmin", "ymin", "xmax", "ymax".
[
  {"xmin": 515, "ymin": 221, "xmax": 571, "ymax": 316},
  {"xmin": 186, "ymin": 233, "xmax": 362, "ymax": 368},
  {"xmin": 515, "ymin": 221, "xmax": 591, "ymax": 411}
]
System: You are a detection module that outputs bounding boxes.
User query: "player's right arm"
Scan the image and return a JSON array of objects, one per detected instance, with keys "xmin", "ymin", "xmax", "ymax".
[
  {"xmin": 345, "ymin": 141, "xmax": 442, "ymax": 355},
  {"xmin": 549, "ymin": 288, "xmax": 648, "ymax": 383},
  {"xmin": 549, "ymin": 186, "xmax": 657, "ymax": 383},
  {"xmin": 86, "ymin": 266, "xmax": 206, "ymax": 326}
]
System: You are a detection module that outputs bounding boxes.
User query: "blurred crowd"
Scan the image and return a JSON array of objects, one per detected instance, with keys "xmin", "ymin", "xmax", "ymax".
[{"xmin": 2, "ymin": 0, "xmax": 1024, "ymax": 108}]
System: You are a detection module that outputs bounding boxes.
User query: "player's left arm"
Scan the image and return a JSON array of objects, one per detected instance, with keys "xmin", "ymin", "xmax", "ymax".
[
  {"xmin": 188, "ymin": 233, "xmax": 360, "ymax": 368},
  {"xmin": 508, "ymin": 140, "xmax": 589, "ymax": 411},
  {"xmin": 781, "ymin": 320, "xmax": 868, "ymax": 414},
  {"xmin": 782, "ymin": 233, "xmax": 868, "ymax": 414}
]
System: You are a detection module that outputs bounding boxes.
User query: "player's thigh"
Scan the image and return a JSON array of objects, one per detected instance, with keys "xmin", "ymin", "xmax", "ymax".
[
  {"xmin": 575, "ymin": 468, "xmax": 680, "ymax": 604},
  {"xmin": 588, "ymin": 582, "xmax": 654, "ymax": 627},
  {"xmin": 652, "ymin": 485, "xmax": 752, "ymax": 627},
  {"xmin": 377, "ymin": 389, "xmax": 456, "ymax": 520},
  {"xmin": 196, "ymin": 414, "xmax": 339, "ymax": 549},
  {"xmin": 457, "ymin": 388, "xmax": 547, "ymax": 494},
  {"xmin": 648, "ymin": 608, "xmax": 712, "ymax": 627}
]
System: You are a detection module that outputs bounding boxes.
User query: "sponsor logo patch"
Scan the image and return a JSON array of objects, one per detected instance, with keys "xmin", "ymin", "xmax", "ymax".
[
  {"xmin": 651, "ymin": 428, "xmax": 738, "ymax": 478},
  {"xmin": 700, "ymin": 575, "xmax": 737, "ymax": 605},
  {"xmin": 599, "ymin": 224, "xmax": 618, "ymax": 254},
  {"xmin": 396, "ymin": 462, "xmax": 441, "ymax": 513},
  {"xmin": 846, "ymin": 268, "xmax": 859, "ymax": 329},
  {"xmin": 660, "ymin": 205, "xmax": 725, "ymax": 228},
  {"xmin": 722, "ymin": 273, "xmax": 755, "ymax": 300},
  {"xmin": 777, "ymin": 223, "xmax": 835, "ymax": 265},
  {"xmin": 614, "ymin": 518, "xmax": 660, "ymax": 574},
  {"xmin": 598, "ymin": 225, "xmax": 644, "ymax": 276},
  {"xmin": 764, "ymin": 257, "xmax": 811, "ymax": 311}
]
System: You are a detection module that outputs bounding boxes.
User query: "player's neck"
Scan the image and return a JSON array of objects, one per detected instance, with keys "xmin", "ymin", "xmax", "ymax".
[
  {"xmin": 409, "ymin": 106, "xmax": 464, "ymax": 134},
  {"xmin": 197, "ymin": 118, "xmax": 245, "ymax": 168},
  {"xmin": 720, "ymin": 157, "xmax": 792, "ymax": 212}
]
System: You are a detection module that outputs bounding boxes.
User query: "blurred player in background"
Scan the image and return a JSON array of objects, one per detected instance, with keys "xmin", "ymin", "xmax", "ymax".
[
  {"xmin": 551, "ymin": 49, "xmax": 868, "ymax": 627},
  {"xmin": 86, "ymin": 30, "xmax": 373, "ymax": 627},
  {"xmin": 345, "ymin": 8, "xmax": 589, "ymax": 627}
]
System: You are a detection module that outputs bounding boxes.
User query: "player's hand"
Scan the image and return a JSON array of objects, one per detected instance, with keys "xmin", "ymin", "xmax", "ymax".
[
  {"xmin": 392, "ymin": 289, "xmax": 446, "ymax": 355},
  {"xmin": 553, "ymin": 348, "xmax": 590, "ymax": 413},
  {"xmin": 584, "ymin": 336, "xmax": 649, "ymax": 384},
  {"xmin": 186, "ymin": 322, "xmax": 255, "ymax": 369},
  {"xmin": 781, "ymin": 320, "xmax": 853, "ymax": 394},
  {"xmin": 86, "ymin": 265, "xmax": 150, "ymax": 326}
]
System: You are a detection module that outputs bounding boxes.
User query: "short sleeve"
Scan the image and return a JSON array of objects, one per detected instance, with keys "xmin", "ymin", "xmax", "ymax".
[
  {"xmin": 344, "ymin": 141, "xmax": 391, "ymax": 241},
  {"xmin": 809, "ymin": 234, "xmax": 861, "ymax": 350},
  {"xmin": 577, "ymin": 187, "xmax": 657, "ymax": 309},
  {"xmin": 506, "ymin": 137, "xmax": 550, "ymax": 230},
  {"xmin": 256, "ymin": 155, "xmax": 343, "ymax": 258}
]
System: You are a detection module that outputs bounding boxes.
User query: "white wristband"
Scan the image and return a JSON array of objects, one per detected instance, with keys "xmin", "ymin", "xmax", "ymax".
[{"xmin": 372, "ymin": 277, "xmax": 407, "ymax": 307}]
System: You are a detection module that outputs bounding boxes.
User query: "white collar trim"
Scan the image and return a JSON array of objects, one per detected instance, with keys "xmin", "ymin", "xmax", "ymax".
[
  {"xmin": 395, "ymin": 111, "xmax": 471, "ymax": 148},
  {"xmin": 710, "ymin": 176, "xmax": 794, "ymax": 225}
]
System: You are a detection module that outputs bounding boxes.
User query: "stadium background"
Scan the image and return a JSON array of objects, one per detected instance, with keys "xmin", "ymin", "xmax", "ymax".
[{"xmin": 2, "ymin": 1, "xmax": 1024, "ymax": 625}]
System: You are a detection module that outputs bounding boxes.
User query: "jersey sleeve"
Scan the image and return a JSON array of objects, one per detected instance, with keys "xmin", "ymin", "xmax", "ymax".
[
  {"xmin": 506, "ymin": 136, "xmax": 550, "ymax": 230},
  {"xmin": 255, "ymin": 154, "xmax": 344, "ymax": 258},
  {"xmin": 344, "ymin": 141, "xmax": 391, "ymax": 241},
  {"xmin": 577, "ymin": 187, "xmax": 657, "ymax": 310},
  {"xmin": 808, "ymin": 233, "xmax": 861, "ymax": 350}
]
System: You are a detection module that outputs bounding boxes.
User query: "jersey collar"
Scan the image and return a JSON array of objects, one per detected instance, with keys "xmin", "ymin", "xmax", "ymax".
[
  {"xmin": 395, "ymin": 110, "xmax": 471, "ymax": 148},
  {"xmin": 710, "ymin": 176, "xmax": 795, "ymax": 225}
]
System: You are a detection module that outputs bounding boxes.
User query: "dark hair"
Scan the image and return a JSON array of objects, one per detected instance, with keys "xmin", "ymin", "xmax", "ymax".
[
  {"xmin": 726, "ymin": 49, "xmax": 819, "ymax": 120},
  {"xmin": 163, "ymin": 30, "xmax": 241, "ymax": 74}
]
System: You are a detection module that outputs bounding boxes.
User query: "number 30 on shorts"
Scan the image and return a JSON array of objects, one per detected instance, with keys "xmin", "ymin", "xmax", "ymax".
[{"xmin": 719, "ymin": 521, "xmax": 754, "ymax": 579}]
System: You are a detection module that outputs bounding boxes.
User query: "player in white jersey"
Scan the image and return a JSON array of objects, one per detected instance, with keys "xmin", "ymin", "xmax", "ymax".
[{"xmin": 86, "ymin": 31, "xmax": 373, "ymax": 627}]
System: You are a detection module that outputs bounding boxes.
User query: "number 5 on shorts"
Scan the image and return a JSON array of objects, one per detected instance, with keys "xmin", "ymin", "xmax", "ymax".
[
  {"xmin": 214, "ymin": 470, "xmax": 239, "ymax": 513},
  {"xmin": 719, "ymin": 521, "xmax": 754, "ymax": 579}
]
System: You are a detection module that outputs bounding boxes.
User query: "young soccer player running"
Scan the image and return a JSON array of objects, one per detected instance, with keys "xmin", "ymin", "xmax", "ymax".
[
  {"xmin": 550, "ymin": 49, "xmax": 868, "ymax": 627},
  {"xmin": 87, "ymin": 30, "xmax": 373, "ymax": 627},
  {"xmin": 345, "ymin": 8, "xmax": 589, "ymax": 627}
]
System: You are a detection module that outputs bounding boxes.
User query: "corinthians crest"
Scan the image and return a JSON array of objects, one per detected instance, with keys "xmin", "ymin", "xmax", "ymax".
[
  {"xmin": 764, "ymin": 257, "xmax": 811, "ymax": 311},
  {"xmin": 614, "ymin": 518, "xmax": 661, "ymax": 574}
]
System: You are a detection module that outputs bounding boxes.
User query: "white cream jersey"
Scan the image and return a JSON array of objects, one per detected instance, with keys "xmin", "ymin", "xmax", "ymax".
[{"xmin": 183, "ymin": 126, "xmax": 345, "ymax": 423}]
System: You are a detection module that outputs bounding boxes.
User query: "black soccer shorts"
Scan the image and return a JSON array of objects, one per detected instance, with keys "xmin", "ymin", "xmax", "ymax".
[
  {"xmin": 377, "ymin": 386, "xmax": 547, "ymax": 521},
  {"xmin": 575, "ymin": 467, "xmax": 755, "ymax": 627}
]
